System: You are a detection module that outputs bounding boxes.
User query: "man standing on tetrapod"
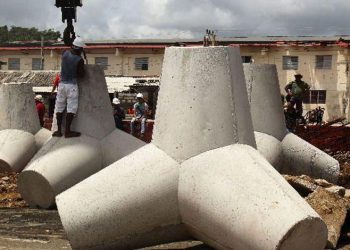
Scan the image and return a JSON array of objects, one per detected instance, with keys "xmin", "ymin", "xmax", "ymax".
[{"xmin": 52, "ymin": 37, "xmax": 86, "ymax": 138}]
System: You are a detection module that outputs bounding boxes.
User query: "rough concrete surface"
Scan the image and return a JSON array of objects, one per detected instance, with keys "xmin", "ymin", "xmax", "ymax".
[
  {"xmin": 56, "ymin": 47, "xmax": 328, "ymax": 250},
  {"xmin": 18, "ymin": 65, "xmax": 145, "ymax": 209},
  {"xmin": 152, "ymin": 46, "xmax": 256, "ymax": 163},
  {"xmin": 306, "ymin": 187, "xmax": 349, "ymax": 249},
  {"xmin": 243, "ymin": 63, "xmax": 340, "ymax": 183},
  {"xmin": 0, "ymin": 83, "xmax": 50, "ymax": 173}
]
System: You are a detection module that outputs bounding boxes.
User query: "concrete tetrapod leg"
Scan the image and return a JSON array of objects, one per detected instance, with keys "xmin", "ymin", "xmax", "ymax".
[
  {"xmin": 0, "ymin": 129, "xmax": 36, "ymax": 173},
  {"xmin": 19, "ymin": 65, "xmax": 145, "ymax": 208},
  {"xmin": 56, "ymin": 47, "xmax": 327, "ymax": 250},
  {"xmin": 56, "ymin": 144, "xmax": 189, "ymax": 250},
  {"xmin": 0, "ymin": 83, "xmax": 41, "ymax": 134},
  {"xmin": 0, "ymin": 83, "xmax": 49, "ymax": 172},
  {"xmin": 152, "ymin": 46, "xmax": 256, "ymax": 162},
  {"xmin": 18, "ymin": 135, "xmax": 102, "ymax": 208},
  {"xmin": 179, "ymin": 144, "xmax": 327, "ymax": 250},
  {"xmin": 243, "ymin": 63, "xmax": 339, "ymax": 183}
]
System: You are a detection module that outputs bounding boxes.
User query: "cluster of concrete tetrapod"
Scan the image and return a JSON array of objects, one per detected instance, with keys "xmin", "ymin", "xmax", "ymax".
[{"xmin": 0, "ymin": 46, "xmax": 341, "ymax": 250}]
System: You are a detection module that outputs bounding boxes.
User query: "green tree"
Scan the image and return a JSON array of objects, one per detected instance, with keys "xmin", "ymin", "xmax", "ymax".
[{"xmin": 0, "ymin": 26, "xmax": 61, "ymax": 43}]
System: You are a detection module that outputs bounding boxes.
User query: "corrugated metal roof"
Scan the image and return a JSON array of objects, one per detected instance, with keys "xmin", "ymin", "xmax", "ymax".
[{"xmin": 0, "ymin": 71, "xmax": 159, "ymax": 93}]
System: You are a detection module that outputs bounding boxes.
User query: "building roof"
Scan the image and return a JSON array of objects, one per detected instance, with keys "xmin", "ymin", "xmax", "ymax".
[
  {"xmin": 0, "ymin": 71, "xmax": 160, "ymax": 93},
  {"xmin": 2, "ymin": 35, "xmax": 350, "ymax": 51}
]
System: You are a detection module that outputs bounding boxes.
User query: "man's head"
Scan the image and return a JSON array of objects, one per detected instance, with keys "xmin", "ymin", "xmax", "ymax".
[
  {"xmin": 294, "ymin": 73, "xmax": 303, "ymax": 81},
  {"xmin": 35, "ymin": 95, "xmax": 43, "ymax": 102},
  {"xmin": 71, "ymin": 37, "xmax": 86, "ymax": 55},
  {"xmin": 136, "ymin": 93, "xmax": 144, "ymax": 103}
]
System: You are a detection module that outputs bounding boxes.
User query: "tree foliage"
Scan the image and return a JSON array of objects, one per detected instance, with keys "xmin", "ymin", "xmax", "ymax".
[{"xmin": 0, "ymin": 26, "xmax": 61, "ymax": 43}]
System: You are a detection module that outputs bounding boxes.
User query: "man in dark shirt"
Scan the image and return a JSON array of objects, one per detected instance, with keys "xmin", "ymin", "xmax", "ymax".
[
  {"xmin": 52, "ymin": 37, "xmax": 85, "ymax": 138},
  {"xmin": 112, "ymin": 98, "xmax": 125, "ymax": 130},
  {"xmin": 285, "ymin": 73, "xmax": 310, "ymax": 117}
]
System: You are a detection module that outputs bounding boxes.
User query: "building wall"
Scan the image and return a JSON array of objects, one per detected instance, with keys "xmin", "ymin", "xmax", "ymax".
[
  {"xmin": 240, "ymin": 46, "xmax": 350, "ymax": 121},
  {"xmin": 1, "ymin": 45, "xmax": 349, "ymax": 121}
]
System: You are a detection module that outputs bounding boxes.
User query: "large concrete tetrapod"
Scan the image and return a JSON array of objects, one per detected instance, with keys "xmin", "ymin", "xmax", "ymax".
[
  {"xmin": 18, "ymin": 65, "xmax": 145, "ymax": 208},
  {"xmin": 243, "ymin": 64, "xmax": 339, "ymax": 183},
  {"xmin": 56, "ymin": 47, "xmax": 327, "ymax": 250},
  {"xmin": 0, "ymin": 83, "xmax": 51, "ymax": 172}
]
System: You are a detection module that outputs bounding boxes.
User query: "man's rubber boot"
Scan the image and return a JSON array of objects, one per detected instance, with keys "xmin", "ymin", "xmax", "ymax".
[
  {"xmin": 65, "ymin": 113, "xmax": 81, "ymax": 138},
  {"xmin": 52, "ymin": 112, "xmax": 63, "ymax": 137}
]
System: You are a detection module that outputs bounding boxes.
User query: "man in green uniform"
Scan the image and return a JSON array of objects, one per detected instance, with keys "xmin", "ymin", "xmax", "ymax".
[{"xmin": 285, "ymin": 73, "xmax": 310, "ymax": 117}]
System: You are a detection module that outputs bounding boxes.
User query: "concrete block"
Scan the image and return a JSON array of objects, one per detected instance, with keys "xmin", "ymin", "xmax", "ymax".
[
  {"xmin": 52, "ymin": 65, "xmax": 115, "ymax": 140},
  {"xmin": 56, "ymin": 48, "xmax": 328, "ymax": 250},
  {"xmin": 244, "ymin": 64, "xmax": 340, "ymax": 183},
  {"xmin": 18, "ymin": 135, "xmax": 102, "ymax": 208},
  {"xmin": 100, "ymin": 129, "xmax": 146, "ymax": 166},
  {"xmin": 34, "ymin": 128, "xmax": 52, "ymax": 150},
  {"xmin": 254, "ymin": 131, "xmax": 283, "ymax": 171},
  {"xmin": 0, "ymin": 83, "xmax": 40, "ymax": 134},
  {"xmin": 244, "ymin": 64, "xmax": 287, "ymax": 141},
  {"xmin": 19, "ymin": 65, "xmax": 145, "ymax": 208},
  {"xmin": 56, "ymin": 144, "xmax": 189, "ymax": 250},
  {"xmin": 0, "ymin": 129, "xmax": 36, "ymax": 173},
  {"xmin": 152, "ymin": 46, "xmax": 255, "ymax": 163},
  {"xmin": 281, "ymin": 133, "xmax": 340, "ymax": 183},
  {"xmin": 179, "ymin": 144, "xmax": 327, "ymax": 250}
]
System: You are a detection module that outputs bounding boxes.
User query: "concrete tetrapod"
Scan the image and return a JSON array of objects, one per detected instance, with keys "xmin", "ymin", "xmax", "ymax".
[
  {"xmin": 0, "ymin": 83, "xmax": 51, "ymax": 173},
  {"xmin": 18, "ymin": 65, "xmax": 145, "ymax": 208},
  {"xmin": 243, "ymin": 64, "xmax": 339, "ymax": 183},
  {"xmin": 56, "ymin": 47, "xmax": 327, "ymax": 250}
]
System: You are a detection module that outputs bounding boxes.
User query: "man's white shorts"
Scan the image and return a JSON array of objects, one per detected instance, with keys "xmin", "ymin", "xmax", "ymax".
[{"xmin": 55, "ymin": 83, "xmax": 79, "ymax": 113}]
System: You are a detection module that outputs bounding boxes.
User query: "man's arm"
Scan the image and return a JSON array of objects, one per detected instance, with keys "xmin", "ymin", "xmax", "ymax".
[
  {"xmin": 285, "ymin": 82, "xmax": 292, "ymax": 95},
  {"xmin": 77, "ymin": 59, "xmax": 85, "ymax": 78}
]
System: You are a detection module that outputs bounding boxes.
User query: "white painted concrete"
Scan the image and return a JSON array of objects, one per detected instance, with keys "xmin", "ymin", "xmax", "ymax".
[
  {"xmin": 244, "ymin": 64, "xmax": 339, "ymax": 183},
  {"xmin": 152, "ymin": 46, "xmax": 256, "ymax": 163},
  {"xmin": 56, "ymin": 144, "xmax": 189, "ymax": 250},
  {"xmin": 19, "ymin": 65, "xmax": 144, "ymax": 208},
  {"xmin": 0, "ymin": 129, "xmax": 36, "ymax": 173},
  {"xmin": 57, "ymin": 47, "xmax": 328, "ymax": 250},
  {"xmin": 179, "ymin": 144, "xmax": 328, "ymax": 250}
]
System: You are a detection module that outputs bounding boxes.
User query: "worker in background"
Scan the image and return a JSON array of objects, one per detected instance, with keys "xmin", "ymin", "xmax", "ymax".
[
  {"xmin": 130, "ymin": 93, "xmax": 148, "ymax": 137},
  {"xmin": 35, "ymin": 95, "xmax": 45, "ymax": 127},
  {"xmin": 112, "ymin": 97, "xmax": 125, "ymax": 130},
  {"xmin": 52, "ymin": 37, "xmax": 85, "ymax": 138},
  {"xmin": 285, "ymin": 73, "xmax": 310, "ymax": 117},
  {"xmin": 48, "ymin": 73, "xmax": 60, "ymax": 118}
]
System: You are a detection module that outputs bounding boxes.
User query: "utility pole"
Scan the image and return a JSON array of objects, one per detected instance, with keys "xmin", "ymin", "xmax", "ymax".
[{"xmin": 41, "ymin": 35, "xmax": 44, "ymax": 70}]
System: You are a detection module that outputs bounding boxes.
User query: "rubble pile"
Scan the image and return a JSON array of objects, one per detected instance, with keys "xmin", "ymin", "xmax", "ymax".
[
  {"xmin": 0, "ymin": 173, "xmax": 27, "ymax": 208},
  {"xmin": 284, "ymin": 171, "xmax": 350, "ymax": 249}
]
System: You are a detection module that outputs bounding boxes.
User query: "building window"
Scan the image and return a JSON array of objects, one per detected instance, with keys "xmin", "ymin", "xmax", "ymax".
[
  {"xmin": 241, "ymin": 56, "xmax": 252, "ymax": 63},
  {"xmin": 32, "ymin": 58, "xmax": 43, "ymax": 70},
  {"xmin": 303, "ymin": 90, "xmax": 327, "ymax": 104},
  {"xmin": 95, "ymin": 57, "xmax": 108, "ymax": 71},
  {"xmin": 316, "ymin": 55, "xmax": 332, "ymax": 69},
  {"xmin": 282, "ymin": 56, "xmax": 298, "ymax": 70},
  {"xmin": 8, "ymin": 58, "xmax": 20, "ymax": 70},
  {"xmin": 135, "ymin": 57, "xmax": 149, "ymax": 70}
]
